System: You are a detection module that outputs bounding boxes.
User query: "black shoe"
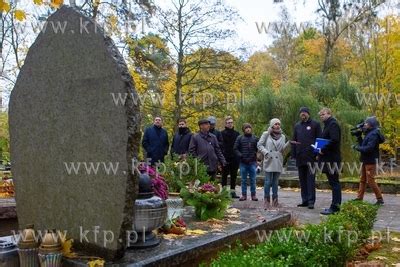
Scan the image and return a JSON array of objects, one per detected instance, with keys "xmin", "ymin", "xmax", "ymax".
[
  {"xmin": 231, "ymin": 192, "xmax": 240, "ymax": 199},
  {"xmin": 320, "ymin": 208, "xmax": 338, "ymax": 215},
  {"xmin": 308, "ymin": 204, "xmax": 314, "ymax": 209},
  {"xmin": 351, "ymin": 198, "xmax": 362, "ymax": 201},
  {"xmin": 297, "ymin": 203, "xmax": 308, "ymax": 207},
  {"xmin": 375, "ymin": 199, "xmax": 384, "ymax": 205}
]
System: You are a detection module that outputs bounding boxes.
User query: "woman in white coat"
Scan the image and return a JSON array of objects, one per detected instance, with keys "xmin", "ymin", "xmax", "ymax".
[{"xmin": 257, "ymin": 118, "xmax": 290, "ymax": 208}]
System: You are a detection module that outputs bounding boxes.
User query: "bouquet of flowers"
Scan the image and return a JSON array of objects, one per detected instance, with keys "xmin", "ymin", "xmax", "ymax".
[
  {"xmin": 180, "ymin": 180, "xmax": 232, "ymax": 221},
  {"xmin": 138, "ymin": 163, "xmax": 169, "ymax": 200}
]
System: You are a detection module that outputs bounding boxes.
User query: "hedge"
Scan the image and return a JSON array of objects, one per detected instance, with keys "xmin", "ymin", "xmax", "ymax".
[{"xmin": 208, "ymin": 201, "xmax": 379, "ymax": 267}]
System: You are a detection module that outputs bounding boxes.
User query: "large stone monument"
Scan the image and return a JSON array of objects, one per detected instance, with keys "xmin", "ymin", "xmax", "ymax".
[{"xmin": 9, "ymin": 6, "xmax": 140, "ymax": 260}]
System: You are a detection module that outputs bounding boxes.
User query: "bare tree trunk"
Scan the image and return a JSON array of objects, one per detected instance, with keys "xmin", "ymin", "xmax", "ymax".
[
  {"xmin": 173, "ymin": 2, "xmax": 184, "ymax": 129},
  {"xmin": 322, "ymin": 38, "xmax": 334, "ymax": 75}
]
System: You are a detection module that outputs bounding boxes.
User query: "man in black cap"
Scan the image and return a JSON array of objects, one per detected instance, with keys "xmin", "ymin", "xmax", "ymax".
[
  {"xmin": 207, "ymin": 116, "xmax": 224, "ymax": 149},
  {"xmin": 189, "ymin": 119, "xmax": 227, "ymax": 180},
  {"xmin": 291, "ymin": 107, "xmax": 322, "ymax": 209}
]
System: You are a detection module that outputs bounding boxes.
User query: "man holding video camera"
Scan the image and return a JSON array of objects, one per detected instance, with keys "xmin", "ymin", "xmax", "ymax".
[{"xmin": 352, "ymin": 116, "xmax": 385, "ymax": 205}]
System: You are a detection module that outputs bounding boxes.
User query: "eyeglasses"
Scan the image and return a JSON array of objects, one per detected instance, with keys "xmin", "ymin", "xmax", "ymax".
[{"xmin": 226, "ymin": 121, "xmax": 233, "ymax": 124}]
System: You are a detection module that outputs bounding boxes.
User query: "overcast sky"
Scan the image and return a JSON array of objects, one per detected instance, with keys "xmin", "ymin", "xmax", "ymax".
[{"xmin": 224, "ymin": 0, "xmax": 319, "ymax": 53}]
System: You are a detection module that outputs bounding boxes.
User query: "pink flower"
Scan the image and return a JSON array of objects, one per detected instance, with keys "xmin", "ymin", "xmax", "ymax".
[{"xmin": 199, "ymin": 183, "xmax": 216, "ymax": 193}]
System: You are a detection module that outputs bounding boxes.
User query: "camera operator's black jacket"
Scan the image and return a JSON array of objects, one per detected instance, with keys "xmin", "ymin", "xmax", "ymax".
[
  {"xmin": 292, "ymin": 118, "xmax": 322, "ymax": 167},
  {"xmin": 319, "ymin": 117, "xmax": 341, "ymax": 173},
  {"xmin": 356, "ymin": 128, "xmax": 385, "ymax": 164}
]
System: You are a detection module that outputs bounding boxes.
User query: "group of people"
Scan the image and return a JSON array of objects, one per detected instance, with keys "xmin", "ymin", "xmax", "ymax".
[{"xmin": 142, "ymin": 107, "xmax": 385, "ymax": 214}]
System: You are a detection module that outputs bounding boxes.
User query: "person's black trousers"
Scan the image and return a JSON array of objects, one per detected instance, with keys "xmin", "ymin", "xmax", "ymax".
[
  {"xmin": 221, "ymin": 161, "xmax": 239, "ymax": 190},
  {"xmin": 298, "ymin": 165, "xmax": 316, "ymax": 204},
  {"xmin": 325, "ymin": 171, "xmax": 342, "ymax": 210}
]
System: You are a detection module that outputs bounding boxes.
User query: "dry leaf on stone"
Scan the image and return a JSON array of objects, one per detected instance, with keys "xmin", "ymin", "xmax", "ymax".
[
  {"xmin": 225, "ymin": 214, "xmax": 240, "ymax": 219},
  {"xmin": 316, "ymin": 189, "xmax": 330, "ymax": 193},
  {"xmin": 186, "ymin": 229, "xmax": 207, "ymax": 235},
  {"xmin": 163, "ymin": 233, "xmax": 183, "ymax": 239},
  {"xmin": 207, "ymin": 218, "xmax": 224, "ymax": 224},
  {"xmin": 61, "ymin": 239, "xmax": 77, "ymax": 258},
  {"xmin": 226, "ymin": 208, "xmax": 240, "ymax": 214},
  {"xmin": 226, "ymin": 220, "xmax": 244, "ymax": 225},
  {"xmin": 209, "ymin": 223, "xmax": 223, "ymax": 230},
  {"xmin": 87, "ymin": 259, "xmax": 105, "ymax": 267}
]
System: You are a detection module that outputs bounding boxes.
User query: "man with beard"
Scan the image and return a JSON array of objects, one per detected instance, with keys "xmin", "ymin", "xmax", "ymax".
[
  {"xmin": 221, "ymin": 116, "xmax": 240, "ymax": 198},
  {"xmin": 318, "ymin": 108, "xmax": 342, "ymax": 215},
  {"xmin": 291, "ymin": 107, "xmax": 322, "ymax": 209},
  {"xmin": 171, "ymin": 118, "xmax": 192, "ymax": 160}
]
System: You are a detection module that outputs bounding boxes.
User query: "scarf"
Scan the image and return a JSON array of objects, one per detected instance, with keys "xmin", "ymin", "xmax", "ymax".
[{"xmin": 270, "ymin": 128, "xmax": 282, "ymax": 140}]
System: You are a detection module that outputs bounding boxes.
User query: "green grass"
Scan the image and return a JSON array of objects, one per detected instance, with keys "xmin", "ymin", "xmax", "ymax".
[{"xmin": 206, "ymin": 201, "xmax": 379, "ymax": 267}]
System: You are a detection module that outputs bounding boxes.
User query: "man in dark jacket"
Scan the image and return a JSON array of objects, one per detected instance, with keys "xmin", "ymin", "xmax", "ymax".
[
  {"xmin": 208, "ymin": 116, "xmax": 224, "ymax": 149},
  {"xmin": 234, "ymin": 123, "xmax": 259, "ymax": 201},
  {"xmin": 189, "ymin": 119, "xmax": 227, "ymax": 180},
  {"xmin": 291, "ymin": 107, "xmax": 322, "ymax": 209},
  {"xmin": 353, "ymin": 116, "xmax": 385, "ymax": 205},
  {"xmin": 142, "ymin": 116, "xmax": 169, "ymax": 165},
  {"xmin": 318, "ymin": 108, "xmax": 342, "ymax": 215},
  {"xmin": 170, "ymin": 118, "xmax": 192, "ymax": 159},
  {"xmin": 221, "ymin": 116, "xmax": 240, "ymax": 198}
]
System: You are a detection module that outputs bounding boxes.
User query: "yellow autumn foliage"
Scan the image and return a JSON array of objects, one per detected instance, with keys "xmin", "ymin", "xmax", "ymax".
[
  {"xmin": 50, "ymin": 0, "xmax": 63, "ymax": 8},
  {"xmin": 0, "ymin": 0, "xmax": 10, "ymax": 12},
  {"xmin": 14, "ymin": 9, "xmax": 26, "ymax": 21}
]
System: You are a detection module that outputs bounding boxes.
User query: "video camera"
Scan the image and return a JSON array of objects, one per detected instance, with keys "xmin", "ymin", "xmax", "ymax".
[{"xmin": 350, "ymin": 121, "xmax": 364, "ymax": 136}]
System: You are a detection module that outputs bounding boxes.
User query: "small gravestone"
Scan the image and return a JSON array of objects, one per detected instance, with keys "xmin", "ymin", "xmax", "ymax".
[{"xmin": 9, "ymin": 6, "xmax": 140, "ymax": 260}]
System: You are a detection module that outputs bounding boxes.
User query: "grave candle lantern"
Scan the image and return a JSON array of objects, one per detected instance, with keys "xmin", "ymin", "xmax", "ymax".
[
  {"xmin": 38, "ymin": 230, "xmax": 62, "ymax": 267},
  {"xmin": 17, "ymin": 225, "xmax": 39, "ymax": 267},
  {"xmin": 130, "ymin": 173, "xmax": 167, "ymax": 248}
]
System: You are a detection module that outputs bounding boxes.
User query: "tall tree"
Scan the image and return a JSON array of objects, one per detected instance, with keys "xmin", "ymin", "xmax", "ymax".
[
  {"xmin": 127, "ymin": 34, "xmax": 174, "ymax": 119},
  {"xmin": 268, "ymin": 7, "xmax": 303, "ymax": 82},
  {"xmin": 317, "ymin": 0, "xmax": 385, "ymax": 75},
  {"xmin": 157, "ymin": 0, "xmax": 241, "ymax": 124}
]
